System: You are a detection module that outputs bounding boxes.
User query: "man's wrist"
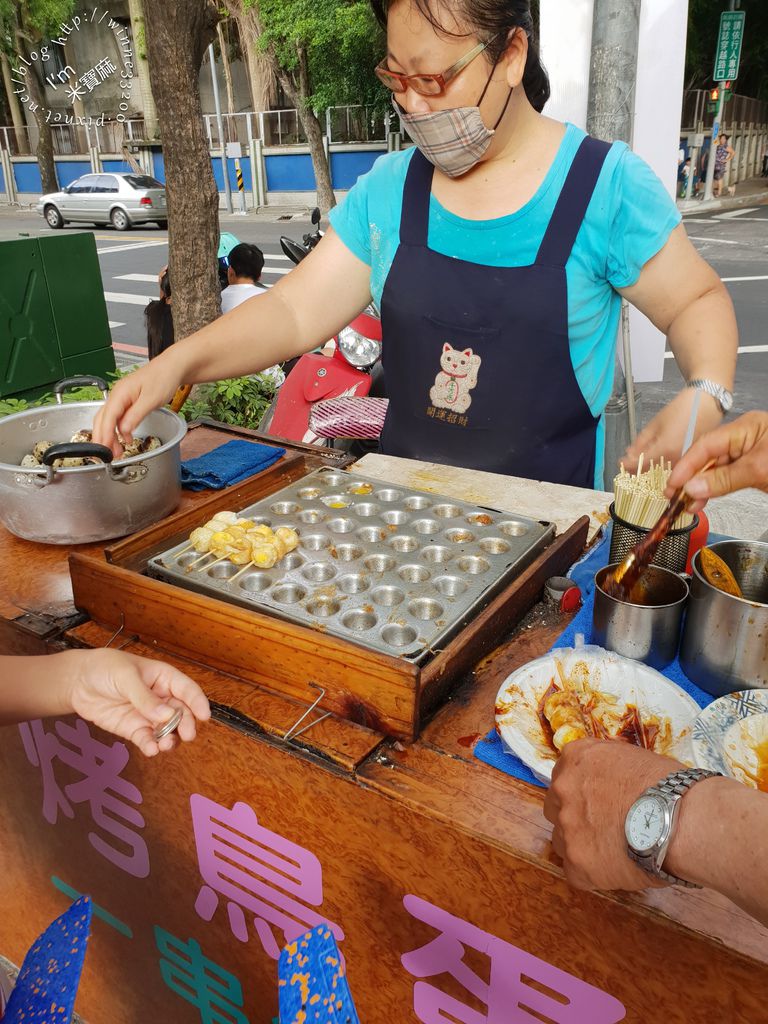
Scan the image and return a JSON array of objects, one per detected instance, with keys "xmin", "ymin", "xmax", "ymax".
[{"xmin": 663, "ymin": 775, "xmax": 737, "ymax": 888}]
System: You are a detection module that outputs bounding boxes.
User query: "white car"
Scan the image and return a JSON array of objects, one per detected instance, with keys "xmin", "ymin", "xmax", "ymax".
[{"xmin": 36, "ymin": 172, "xmax": 167, "ymax": 231}]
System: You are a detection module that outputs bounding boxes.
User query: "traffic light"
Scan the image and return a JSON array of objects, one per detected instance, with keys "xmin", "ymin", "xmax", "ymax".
[{"xmin": 710, "ymin": 86, "xmax": 720, "ymax": 102}]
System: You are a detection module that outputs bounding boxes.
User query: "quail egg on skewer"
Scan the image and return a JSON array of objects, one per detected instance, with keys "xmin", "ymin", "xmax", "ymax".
[
  {"xmin": 189, "ymin": 526, "xmax": 215, "ymax": 553},
  {"xmin": 249, "ymin": 540, "xmax": 279, "ymax": 570},
  {"xmin": 275, "ymin": 527, "xmax": 299, "ymax": 553}
]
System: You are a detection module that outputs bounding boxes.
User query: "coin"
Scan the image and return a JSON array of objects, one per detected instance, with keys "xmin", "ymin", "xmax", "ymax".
[{"xmin": 153, "ymin": 707, "xmax": 183, "ymax": 742}]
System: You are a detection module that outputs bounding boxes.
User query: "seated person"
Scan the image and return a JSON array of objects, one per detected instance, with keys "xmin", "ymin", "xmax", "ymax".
[
  {"xmin": 221, "ymin": 243, "xmax": 267, "ymax": 313},
  {"xmin": 145, "ymin": 268, "xmax": 174, "ymax": 360}
]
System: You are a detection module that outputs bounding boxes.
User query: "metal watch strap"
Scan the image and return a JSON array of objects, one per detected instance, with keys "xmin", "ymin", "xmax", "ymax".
[
  {"xmin": 632, "ymin": 767, "xmax": 722, "ymax": 888},
  {"xmin": 687, "ymin": 378, "xmax": 732, "ymax": 413}
]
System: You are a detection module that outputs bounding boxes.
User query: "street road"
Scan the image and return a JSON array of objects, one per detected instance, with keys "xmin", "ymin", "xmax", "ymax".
[{"xmin": 0, "ymin": 203, "xmax": 765, "ymax": 423}]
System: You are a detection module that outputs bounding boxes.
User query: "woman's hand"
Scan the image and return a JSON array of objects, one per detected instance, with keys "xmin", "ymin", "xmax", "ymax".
[
  {"xmin": 92, "ymin": 355, "xmax": 183, "ymax": 456},
  {"xmin": 665, "ymin": 410, "xmax": 768, "ymax": 507},
  {"xmin": 543, "ymin": 739, "xmax": 684, "ymax": 891},
  {"xmin": 621, "ymin": 388, "xmax": 723, "ymax": 474},
  {"xmin": 67, "ymin": 649, "xmax": 211, "ymax": 757}
]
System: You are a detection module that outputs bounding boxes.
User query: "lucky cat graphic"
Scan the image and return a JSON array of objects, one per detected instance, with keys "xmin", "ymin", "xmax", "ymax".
[{"xmin": 429, "ymin": 344, "xmax": 482, "ymax": 414}]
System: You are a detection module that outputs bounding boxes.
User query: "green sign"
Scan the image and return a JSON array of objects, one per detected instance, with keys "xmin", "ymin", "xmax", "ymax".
[{"xmin": 713, "ymin": 10, "xmax": 746, "ymax": 82}]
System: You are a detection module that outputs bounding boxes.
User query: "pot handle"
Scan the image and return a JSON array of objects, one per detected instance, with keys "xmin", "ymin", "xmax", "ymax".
[
  {"xmin": 41, "ymin": 443, "xmax": 114, "ymax": 481},
  {"xmin": 54, "ymin": 376, "xmax": 109, "ymax": 404}
]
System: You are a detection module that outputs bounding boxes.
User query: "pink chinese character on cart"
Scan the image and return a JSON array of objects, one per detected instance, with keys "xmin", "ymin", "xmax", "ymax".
[
  {"xmin": 19, "ymin": 718, "xmax": 149, "ymax": 878},
  {"xmin": 402, "ymin": 895, "xmax": 626, "ymax": 1024},
  {"xmin": 191, "ymin": 794, "xmax": 344, "ymax": 961}
]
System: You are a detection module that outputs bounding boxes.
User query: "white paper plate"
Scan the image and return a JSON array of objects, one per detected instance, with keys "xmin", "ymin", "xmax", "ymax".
[
  {"xmin": 495, "ymin": 644, "xmax": 701, "ymax": 784},
  {"xmin": 691, "ymin": 689, "xmax": 768, "ymax": 789}
]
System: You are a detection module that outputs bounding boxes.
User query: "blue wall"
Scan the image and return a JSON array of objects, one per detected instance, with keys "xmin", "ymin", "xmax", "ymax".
[
  {"xmin": 265, "ymin": 153, "xmax": 317, "ymax": 192},
  {"xmin": 152, "ymin": 151, "xmax": 166, "ymax": 182},
  {"xmin": 55, "ymin": 161, "xmax": 92, "ymax": 187},
  {"xmin": 14, "ymin": 162, "xmax": 41, "ymax": 192},
  {"xmin": 102, "ymin": 159, "xmax": 134, "ymax": 174},
  {"xmin": 212, "ymin": 156, "xmax": 253, "ymax": 192},
  {"xmin": 330, "ymin": 150, "xmax": 382, "ymax": 189},
  {"xmin": 0, "ymin": 162, "xmax": 4, "ymax": 193}
]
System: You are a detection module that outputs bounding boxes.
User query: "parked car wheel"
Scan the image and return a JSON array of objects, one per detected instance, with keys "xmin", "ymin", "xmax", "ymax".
[
  {"xmin": 44, "ymin": 205, "xmax": 64, "ymax": 229},
  {"xmin": 110, "ymin": 208, "xmax": 131, "ymax": 231},
  {"xmin": 156, "ymin": 220, "xmax": 168, "ymax": 230}
]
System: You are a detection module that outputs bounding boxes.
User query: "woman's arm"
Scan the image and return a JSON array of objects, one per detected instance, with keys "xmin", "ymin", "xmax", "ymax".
[
  {"xmin": 618, "ymin": 224, "xmax": 737, "ymax": 470},
  {"xmin": 0, "ymin": 650, "xmax": 211, "ymax": 757},
  {"xmin": 93, "ymin": 228, "xmax": 373, "ymax": 450}
]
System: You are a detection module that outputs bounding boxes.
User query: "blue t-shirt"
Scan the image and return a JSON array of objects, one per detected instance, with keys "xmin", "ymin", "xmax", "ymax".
[{"xmin": 329, "ymin": 123, "xmax": 681, "ymax": 487}]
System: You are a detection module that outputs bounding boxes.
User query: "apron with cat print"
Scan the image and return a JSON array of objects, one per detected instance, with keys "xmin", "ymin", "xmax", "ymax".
[{"xmin": 378, "ymin": 136, "xmax": 611, "ymax": 487}]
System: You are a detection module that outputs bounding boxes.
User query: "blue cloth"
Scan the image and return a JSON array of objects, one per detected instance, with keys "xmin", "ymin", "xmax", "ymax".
[
  {"xmin": 181, "ymin": 440, "xmax": 285, "ymax": 491},
  {"xmin": 4, "ymin": 896, "xmax": 91, "ymax": 1023},
  {"xmin": 279, "ymin": 925, "xmax": 359, "ymax": 1024},
  {"xmin": 329, "ymin": 124, "xmax": 681, "ymax": 488},
  {"xmin": 474, "ymin": 527, "xmax": 727, "ymax": 788}
]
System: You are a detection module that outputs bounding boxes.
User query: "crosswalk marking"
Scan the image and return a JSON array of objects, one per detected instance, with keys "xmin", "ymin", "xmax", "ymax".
[
  {"xmin": 716, "ymin": 208, "xmax": 760, "ymax": 219},
  {"xmin": 108, "ymin": 320, "xmax": 126, "ymax": 329},
  {"xmin": 96, "ymin": 240, "xmax": 168, "ymax": 255},
  {"xmin": 720, "ymin": 275, "xmax": 768, "ymax": 283},
  {"xmin": 665, "ymin": 344, "xmax": 768, "ymax": 359},
  {"xmin": 114, "ymin": 262, "xmax": 288, "ymax": 285},
  {"xmin": 104, "ymin": 290, "xmax": 153, "ymax": 305}
]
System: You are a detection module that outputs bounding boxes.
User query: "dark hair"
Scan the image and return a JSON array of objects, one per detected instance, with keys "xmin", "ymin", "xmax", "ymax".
[
  {"xmin": 370, "ymin": 0, "xmax": 550, "ymax": 112},
  {"xmin": 227, "ymin": 242, "xmax": 265, "ymax": 283},
  {"xmin": 145, "ymin": 270, "xmax": 174, "ymax": 360}
]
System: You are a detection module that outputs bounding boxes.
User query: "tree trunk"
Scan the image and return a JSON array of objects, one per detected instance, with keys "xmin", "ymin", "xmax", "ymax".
[
  {"xmin": 221, "ymin": 0, "xmax": 277, "ymax": 115},
  {"xmin": 143, "ymin": 0, "xmax": 222, "ymax": 338},
  {"xmin": 278, "ymin": 45, "xmax": 335, "ymax": 212},
  {"xmin": 18, "ymin": 45, "xmax": 58, "ymax": 193},
  {"xmin": 127, "ymin": 0, "xmax": 160, "ymax": 139},
  {"xmin": 217, "ymin": 22, "xmax": 236, "ymax": 116},
  {"xmin": 0, "ymin": 52, "xmax": 30, "ymax": 155}
]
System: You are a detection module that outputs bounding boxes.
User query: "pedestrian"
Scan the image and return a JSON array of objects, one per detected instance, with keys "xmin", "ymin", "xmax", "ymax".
[
  {"xmin": 145, "ymin": 267, "xmax": 174, "ymax": 360},
  {"xmin": 93, "ymin": 0, "xmax": 737, "ymax": 487},
  {"xmin": 713, "ymin": 132, "xmax": 735, "ymax": 198},
  {"xmin": 678, "ymin": 156, "xmax": 692, "ymax": 198},
  {"xmin": 762, "ymin": 141, "xmax": 768, "ymax": 178},
  {"xmin": 221, "ymin": 242, "xmax": 267, "ymax": 313}
]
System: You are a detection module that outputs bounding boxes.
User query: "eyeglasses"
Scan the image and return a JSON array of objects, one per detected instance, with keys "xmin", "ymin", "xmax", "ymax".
[{"xmin": 375, "ymin": 34, "xmax": 499, "ymax": 97}]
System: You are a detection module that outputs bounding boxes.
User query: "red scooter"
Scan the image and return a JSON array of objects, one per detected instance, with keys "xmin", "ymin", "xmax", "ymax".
[{"xmin": 260, "ymin": 210, "xmax": 383, "ymax": 446}]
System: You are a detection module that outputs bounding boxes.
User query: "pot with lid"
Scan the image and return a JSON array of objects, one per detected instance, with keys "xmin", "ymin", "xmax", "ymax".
[{"xmin": 0, "ymin": 376, "xmax": 186, "ymax": 544}]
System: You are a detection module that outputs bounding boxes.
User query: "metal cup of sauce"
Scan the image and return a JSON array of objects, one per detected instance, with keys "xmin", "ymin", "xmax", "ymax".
[
  {"xmin": 680, "ymin": 540, "xmax": 768, "ymax": 696},
  {"xmin": 593, "ymin": 564, "xmax": 689, "ymax": 670}
]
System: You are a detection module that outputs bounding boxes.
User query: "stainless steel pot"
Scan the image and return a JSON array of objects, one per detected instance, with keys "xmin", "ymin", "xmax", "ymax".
[
  {"xmin": 0, "ymin": 376, "xmax": 186, "ymax": 544},
  {"xmin": 680, "ymin": 540, "xmax": 768, "ymax": 696}
]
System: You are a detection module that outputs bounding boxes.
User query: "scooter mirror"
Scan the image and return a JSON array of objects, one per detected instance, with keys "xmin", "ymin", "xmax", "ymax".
[{"xmin": 311, "ymin": 207, "xmax": 321, "ymax": 226}]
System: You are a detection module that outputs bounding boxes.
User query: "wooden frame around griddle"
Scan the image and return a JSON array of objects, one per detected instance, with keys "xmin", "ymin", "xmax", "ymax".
[{"xmin": 69, "ymin": 451, "xmax": 589, "ymax": 740}]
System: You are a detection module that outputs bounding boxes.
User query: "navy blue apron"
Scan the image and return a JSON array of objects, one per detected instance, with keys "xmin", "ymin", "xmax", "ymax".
[{"xmin": 378, "ymin": 135, "xmax": 611, "ymax": 488}]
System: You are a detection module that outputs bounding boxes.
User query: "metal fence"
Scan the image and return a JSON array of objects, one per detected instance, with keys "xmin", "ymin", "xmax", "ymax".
[
  {"xmin": 1, "ymin": 118, "xmax": 148, "ymax": 157},
  {"xmin": 682, "ymin": 89, "xmax": 768, "ymax": 131}
]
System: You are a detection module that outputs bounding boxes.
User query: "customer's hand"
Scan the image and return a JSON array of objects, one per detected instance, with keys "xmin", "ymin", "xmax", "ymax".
[
  {"xmin": 67, "ymin": 649, "xmax": 210, "ymax": 757},
  {"xmin": 543, "ymin": 739, "xmax": 684, "ymax": 891},
  {"xmin": 666, "ymin": 410, "xmax": 768, "ymax": 508},
  {"xmin": 622, "ymin": 388, "xmax": 723, "ymax": 475},
  {"xmin": 91, "ymin": 357, "xmax": 183, "ymax": 455}
]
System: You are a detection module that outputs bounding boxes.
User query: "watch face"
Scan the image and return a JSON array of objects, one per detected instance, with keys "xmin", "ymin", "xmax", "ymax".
[
  {"xmin": 625, "ymin": 796, "xmax": 667, "ymax": 853},
  {"xmin": 721, "ymin": 390, "xmax": 734, "ymax": 413}
]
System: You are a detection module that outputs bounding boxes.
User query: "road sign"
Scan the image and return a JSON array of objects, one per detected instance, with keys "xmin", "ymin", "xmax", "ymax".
[{"xmin": 713, "ymin": 10, "xmax": 745, "ymax": 82}]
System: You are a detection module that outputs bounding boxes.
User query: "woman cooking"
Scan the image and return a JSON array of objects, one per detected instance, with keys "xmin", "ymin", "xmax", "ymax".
[{"xmin": 94, "ymin": 0, "xmax": 737, "ymax": 489}]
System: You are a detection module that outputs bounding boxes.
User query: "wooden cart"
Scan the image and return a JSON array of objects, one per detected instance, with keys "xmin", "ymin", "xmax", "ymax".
[{"xmin": 1, "ymin": 421, "xmax": 766, "ymax": 1024}]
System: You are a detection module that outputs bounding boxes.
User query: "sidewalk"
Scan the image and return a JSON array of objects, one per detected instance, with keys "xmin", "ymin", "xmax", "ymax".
[{"xmin": 678, "ymin": 173, "xmax": 768, "ymax": 214}]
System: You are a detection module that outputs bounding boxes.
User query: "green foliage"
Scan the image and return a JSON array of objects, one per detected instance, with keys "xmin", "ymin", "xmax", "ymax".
[
  {"xmin": 183, "ymin": 373, "xmax": 278, "ymax": 430},
  {"xmin": 256, "ymin": 0, "xmax": 387, "ymax": 112},
  {"xmin": 0, "ymin": 0, "xmax": 76, "ymax": 53},
  {"xmin": 0, "ymin": 367, "xmax": 137, "ymax": 420}
]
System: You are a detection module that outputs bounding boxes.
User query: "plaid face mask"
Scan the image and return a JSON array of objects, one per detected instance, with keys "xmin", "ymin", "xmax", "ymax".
[{"xmin": 392, "ymin": 85, "xmax": 512, "ymax": 179}]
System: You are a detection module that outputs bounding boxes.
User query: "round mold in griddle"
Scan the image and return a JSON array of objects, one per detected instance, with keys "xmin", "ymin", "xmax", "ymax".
[
  {"xmin": 408, "ymin": 598, "xmax": 444, "ymax": 621},
  {"xmin": 413, "ymin": 518, "xmax": 440, "ymax": 535},
  {"xmin": 271, "ymin": 582, "xmax": 307, "ymax": 604},
  {"xmin": 375, "ymin": 488, "xmax": 403, "ymax": 503},
  {"xmin": 302, "ymin": 562, "xmax": 337, "ymax": 583},
  {"xmin": 251, "ymin": 515, "xmax": 273, "ymax": 527},
  {"xmin": 389, "ymin": 534, "xmax": 418, "ymax": 553},
  {"xmin": 316, "ymin": 471, "xmax": 347, "ymax": 487},
  {"xmin": 337, "ymin": 573, "xmax": 371, "ymax": 594},
  {"xmin": 371, "ymin": 585, "xmax": 405, "ymax": 607},
  {"xmin": 381, "ymin": 509, "xmax": 408, "ymax": 526},
  {"xmin": 364, "ymin": 553, "xmax": 397, "ymax": 574},
  {"xmin": 297, "ymin": 486, "xmax": 322, "ymax": 500},
  {"xmin": 498, "ymin": 520, "xmax": 530, "ymax": 537},
  {"xmin": 445, "ymin": 528, "xmax": 476, "ymax": 544},
  {"xmin": 282, "ymin": 552, "xmax": 305, "ymax": 571},
  {"xmin": 357, "ymin": 525, "xmax": 388, "ymax": 544},
  {"xmin": 421, "ymin": 545, "xmax": 452, "ymax": 565},
  {"xmin": 433, "ymin": 503, "xmax": 461, "ymax": 519},
  {"xmin": 307, "ymin": 595, "xmax": 341, "ymax": 618},
  {"xmin": 433, "ymin": 575, "xmax": 469, "ymax": 598},
  {"xmin": 399, "ymin": 564, "xmax": 430, "ymax": 583},
  {"xmin": 270, "ymin": 501, "xmax": 300, "ymax": 515},
  {"xmin": 354, "ymin": 502, "xmax": 381, "ymax": 518},
  {"xmin": 405, "ymin": 495, "xmax": 431, "ymax": 511},
  {"xmin": 334, "ymin": 543, "xmax": 364, "ymax": 562},
  {"xmin": 479, "ymin": 537, "xmax": 511, "ymax": 555},
  {"xmin": 327, "ymin": 517, "xmax": 355, "ymax": 533},
  {"xmin": 301, "ymin": 533, "xmax": 331, "ymax": 551},
  {"xmin": 458, "ymin": 555, "xmax": 491, "ymax": 575},
  {"xmin": 176, "ymin": 551, "xmax": 199, "ymax": 568},
  {"xmin": 208, "ymin": 562, "xmax": 240, "ymax": 579},
  {"xmin": 381, "ymin": 623, "xmax": 418, "ymax": 648},
  {"xmin": 341, "ymin": 609, "xmax": 378, "ymax": 632},
  {"xmin": 239, "ymin": 571, "xmax": 275, "ymax": 592},
  {"xmin": 298, "ymin": 509, "xmax": 326, "ymax": 525}
]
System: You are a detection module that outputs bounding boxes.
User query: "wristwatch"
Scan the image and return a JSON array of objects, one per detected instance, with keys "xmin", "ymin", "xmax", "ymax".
[
  {"xmin": 625, "ymin": 767, "xmax": 722, "ymax": 887},
  {"xmin": 687, "ymin": 378, "xmax": 734, "ymax": 414}
]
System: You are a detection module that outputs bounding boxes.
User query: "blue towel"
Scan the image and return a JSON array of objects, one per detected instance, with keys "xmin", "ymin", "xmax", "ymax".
[
  {"xmin": 474, "ymin": 526, "xmax": 727, "ymax": 788},
  {"xmin": 279, "ymin": 925, "xmax": 359, "ymax": 1024},
  {"xmin": 4, "ymin": 896, "xmax": 92, "ymax": 1023},
  {"xmin": 181, "ymin": 440, "xmax": 285, "ymax": 491}
]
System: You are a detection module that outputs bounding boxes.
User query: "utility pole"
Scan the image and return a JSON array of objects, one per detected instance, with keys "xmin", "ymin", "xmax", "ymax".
[
  {"xmin": 586, "ymin": 0, "xmax": 641, "ymax": 488},
  {"xmin": 703, "ymin": 0, "xmax": 740, "ymax": 203},
  {"xmin": 208, "ymin": 43, "xmax": 233, "ymax": 215}
]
